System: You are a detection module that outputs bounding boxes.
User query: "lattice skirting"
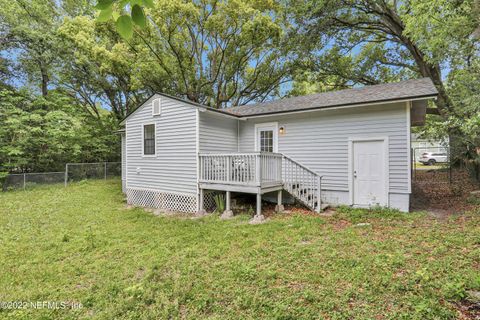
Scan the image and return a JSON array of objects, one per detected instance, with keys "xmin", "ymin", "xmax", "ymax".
[
  {"xmin": 126, "ymin": 188, "xmax": 197, "ymax": 213},
  {"xmin": 203, "ymin": 190, "xmax": 219, "ymax": 212}
]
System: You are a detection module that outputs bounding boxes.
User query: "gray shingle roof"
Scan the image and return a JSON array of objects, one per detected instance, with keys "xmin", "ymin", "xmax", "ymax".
[{"xmin": 224, "ymin": 78, "xmax": 437, "ymax": 117}]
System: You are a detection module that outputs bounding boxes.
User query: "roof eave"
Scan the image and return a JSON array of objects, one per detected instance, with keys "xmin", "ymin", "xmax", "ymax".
[{"xmin": 235, "ymin": 94, "xmax": 438, "ymax": 119}]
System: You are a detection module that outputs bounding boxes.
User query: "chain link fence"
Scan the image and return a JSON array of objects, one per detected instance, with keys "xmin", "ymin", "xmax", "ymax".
[
  {"xmin": 1, "ymin": 162, "xmax": 121, "ymax": 192},
  {"xmin": 65, "ymin": 162, "xmax": 121, "ymax": 184},
  {"xmin": 412, "ymin": 146, "xmax": 452, "ymax": 184}
]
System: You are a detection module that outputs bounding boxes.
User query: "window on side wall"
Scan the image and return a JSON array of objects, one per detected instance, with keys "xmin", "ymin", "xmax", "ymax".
[{"xmin": 143, "ymin": 124, "xmax": 155, "ymax": 156}]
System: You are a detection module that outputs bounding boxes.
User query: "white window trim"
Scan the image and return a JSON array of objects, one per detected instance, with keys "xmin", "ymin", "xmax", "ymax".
[
  {"xmin": 141, "ymin": 122, "xmax": 157, "ymax": 157},
  {"xmin": 254, "ymin": 122, "xmax": 278, "ymax": 153},
  {"xmin": 348, "ymin": 136, "xmax": 389, "ymax": 207}
]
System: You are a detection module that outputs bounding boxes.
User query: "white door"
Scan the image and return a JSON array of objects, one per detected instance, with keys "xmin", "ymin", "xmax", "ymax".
[
  {"xmin": 353, "ymin": 140, "xmax": 386, "ymax": 206},
  {"xmin": 255, "ymin": 123, "xmax": 278, "ymax": 152}
]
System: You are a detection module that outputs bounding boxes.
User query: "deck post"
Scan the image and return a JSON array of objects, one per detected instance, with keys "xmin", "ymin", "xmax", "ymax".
[
  {"xmin": 316, "ymin": 175, "xmax": 322, "ymax": 213},
  {"xmin": 275, "ymin": 190, "xmax": 284, "ymax": 213},
  {"xmin": 196, "ymin": 188, "xmax": 206, "ymax": 216},
  {"xmin": 226, "ymin": 156, "xmax": 231, "ymax": 182},
  {"xmin": 255, "ymin": 154, "xmax": 261, "ymax": 185},
  {"xmin": 256, "ymin": 193, "xmax": 261, "ymax": 215},
  {"xmin": 220, "ymin": 191, "xmax": 234, "ymax": 219},
  {"xmin": 249, "ymin": 192, "xmax": 265, "ymax": 224}
]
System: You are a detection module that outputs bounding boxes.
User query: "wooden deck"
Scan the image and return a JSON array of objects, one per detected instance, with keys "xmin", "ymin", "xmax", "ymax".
[
  {"xmin": 198, "ymin": 152, "xmax": 323, "ymax": 219},
  {"xmin": 198, "ymin": 152, "xmax": 283, "ymax": 194}
]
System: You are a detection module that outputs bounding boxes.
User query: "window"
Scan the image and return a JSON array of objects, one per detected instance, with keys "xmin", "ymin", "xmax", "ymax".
[
  {"xmin": 143, "ymin": 124, "xmax": 155, "ymax": 155},
  {"xmin": 260, "ymin": 130, "xmax": 274, "ymax": 152}
]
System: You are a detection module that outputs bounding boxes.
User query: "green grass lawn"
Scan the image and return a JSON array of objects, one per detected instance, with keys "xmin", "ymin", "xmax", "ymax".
[
  {"xmin": 0, "ymin": 180, "xmax": 479, "ymax": 319},
  {"xmin": 414, "ymin": 162, "xmax": 446, "ymax": 170}
]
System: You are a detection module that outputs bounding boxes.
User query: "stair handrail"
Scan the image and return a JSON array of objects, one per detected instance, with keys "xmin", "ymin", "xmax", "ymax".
[
  {"xmin": 281, "ymin": 155, "xmax": 318, "ymax": 176},
  {"xmin": 281, "ymin": 154, "xmax": 323, "ymax": 213}
]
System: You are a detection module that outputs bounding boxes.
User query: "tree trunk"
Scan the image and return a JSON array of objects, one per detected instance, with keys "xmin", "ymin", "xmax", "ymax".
[
  {"xmin": 40, "ymin": 64, "xmax": 49, "ymax": 97},
  {"xmin": 371, "ymin": 3, "xmax": 453, "ymax": 117}
]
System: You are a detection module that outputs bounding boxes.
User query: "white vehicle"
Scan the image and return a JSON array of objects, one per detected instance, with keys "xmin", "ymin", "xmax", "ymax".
[{"xmin": 419, "ymin": 152, "xmax": 448, "ymax": 165}]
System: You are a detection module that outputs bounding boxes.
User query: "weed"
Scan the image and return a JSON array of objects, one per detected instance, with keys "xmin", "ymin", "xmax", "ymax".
[{"xmin": 213, "ymin": 193, "xmax": 225, "ymax": 213}]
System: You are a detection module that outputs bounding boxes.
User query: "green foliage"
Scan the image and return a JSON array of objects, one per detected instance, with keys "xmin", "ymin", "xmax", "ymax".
[
  {"xmin": 131, "ymin": 5, "xmax": 146, "ymax": 28},
  {"xmin": 401, "ymin": 0, "xmax": 478, "ymax": 66},
  {"xmin": 97, "ymin": 6, "xmax": 113, "ymax": 22},
  {"xmin": 293, "ymin": 0, "xmax": 479, "ymax": 179},
  {"xmin": 467, "ymin": 195, "xmax": 480, "ymax": 206},
  {"xmin": 0, "ymin": 89, "xmax": 119, "ymax": 173},
  {"xmin": 127, "ymin": 0, "xmax": 294, "ymax": 108},
  {"xmin": 58, "ymin": 15, "xmax": 143, "ymax": 119},
  {"xmin": 95, "ymin": 0, "xmax": 150, "ymax": 39},
  {"xmin": 1, "ymin": 0, "xmax": 480, "ymax": 176},
  {"xmin": 115, "ymin": 15, "xmax": 134, "ymax": 39},
  {"xmin": 334, "ymin": 205, "xmax": 424, "ymax": 223},
  {"xmin": 213, "ymin": 194, "xmax": 225, "ymax": 213},
  {"xmin": 0, "ymin": 180, "xmax": 479, "ymax": 318}
]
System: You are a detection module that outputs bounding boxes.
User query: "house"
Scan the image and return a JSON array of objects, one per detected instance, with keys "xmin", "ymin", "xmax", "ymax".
[{"xmin": 119, "ymin": 78, "xmax": 438, "ymax": 220}]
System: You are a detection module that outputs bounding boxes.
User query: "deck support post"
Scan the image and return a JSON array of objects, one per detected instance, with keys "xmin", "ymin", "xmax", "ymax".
[
  {"xmin": 220, "ymin": 191, "xmax": 234, "ymax": 219},
  {"xmin": 275, "ymin": 190, "xmax": 284, "ymax": 213},
  {"xmin": 256, "ymin": 193, "xmax": 261, "ymax": 216},
  {"xmin": 249, "ymin": 192, "xmax": 265, "ymax": 224},
  {"xmin": 196, "ymin": 188, "xmax": 206, "ymax": 216},
  {"xmin": 316, "ymin": 176, "xmax": 322, "ymax": 213}
]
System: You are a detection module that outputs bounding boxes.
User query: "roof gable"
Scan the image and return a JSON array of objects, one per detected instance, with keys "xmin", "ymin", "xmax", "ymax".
[
  {"xmin": 120, "ymin": 78, "xmax": 438, "ymax": 124},
  {"xmin": 119, "ymin": 93, "xmax": 235, "ymax": 125}
]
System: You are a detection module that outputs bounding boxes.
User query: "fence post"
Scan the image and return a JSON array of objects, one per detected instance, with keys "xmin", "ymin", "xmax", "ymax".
[
  {"xmin": 23, "ymin": 173, "xmax": 26, "ymax": 191},
  {"xmin": 104, "ymin": 162, "xmax": 107, "ymax": 180},
  {"xmin": 64, "ymin": 164, "xmax": 68, "ymax": 187}
]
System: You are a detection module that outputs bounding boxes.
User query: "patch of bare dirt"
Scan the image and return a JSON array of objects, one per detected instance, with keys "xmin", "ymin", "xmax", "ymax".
[
  {"xmin": 411, "ymin": 169, "xmax": 480, "ymax": 216},
  {"xmin": 455, "ymin": 300, "xmax": 480, "ymax": 320}
]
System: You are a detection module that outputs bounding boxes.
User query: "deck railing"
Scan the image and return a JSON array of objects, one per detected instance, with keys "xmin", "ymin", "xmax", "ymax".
[
  {"xmin": 199, "ymin": 152, "xmax": 283, "ymax": 186},
  {"xmin": 282, "ymin": 156, "xmax": 322, "ymax": 212},
  {"xmin": 199, "ymin": 152, "xmax": 322, "ymax": 212}
]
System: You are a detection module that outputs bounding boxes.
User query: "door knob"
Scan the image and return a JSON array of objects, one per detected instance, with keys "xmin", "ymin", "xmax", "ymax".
[{"xmin": 354, "ymin": 170, "xmax": 357, "ymax": 178}]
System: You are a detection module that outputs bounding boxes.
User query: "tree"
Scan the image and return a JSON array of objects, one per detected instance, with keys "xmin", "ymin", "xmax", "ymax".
[
  {"xmin": 294, "ymin": 0, "xmax": 479, "ymax": 116},
  {"xmin": 0, "ymin": 89, "xmax": 119, "ymax": 173},
  {"xmin": 0, "ymin": 0, "xmax": 142, "ymax": 118},
  {"xmin": 293, "ymin": 0, "xmax": 480, "ymax": 178},
  {"xmin": 58, "ymin": 16, "xmax": 145, "ymax": 119},
  {"xmin": 95, "ymin": 0, "xmax": 298, "ymax": 108},
  {"xmin": 0, "ymin": 0, "xmax": 60, "ymax": 96}
]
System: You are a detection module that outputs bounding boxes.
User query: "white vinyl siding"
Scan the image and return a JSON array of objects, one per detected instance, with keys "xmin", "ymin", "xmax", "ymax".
[
  {"xmin": 238, "ymin": 102, "xmax": 409, "ymax": 194},
  {"xmin": 125, "ymin": 94, "xmax": 197, "ymax": 195},
  {"xmin": 199, "ymin": 112, "xmax": 238, "ymax": 152}
]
